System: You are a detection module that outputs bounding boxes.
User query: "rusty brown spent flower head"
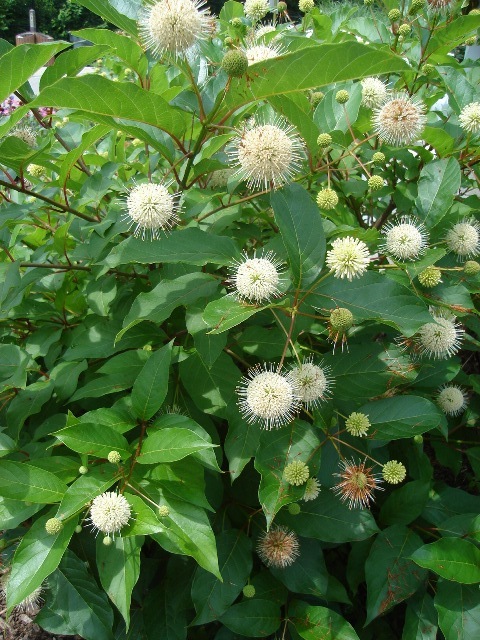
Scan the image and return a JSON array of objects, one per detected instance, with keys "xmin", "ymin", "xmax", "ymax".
[
  {"xmin": 332, "ymin": 459, "xmax": 383, "ymax": 509},
  {"xmin": 257, "ymin": 526, "xmax": 300, "ymax": 568}
]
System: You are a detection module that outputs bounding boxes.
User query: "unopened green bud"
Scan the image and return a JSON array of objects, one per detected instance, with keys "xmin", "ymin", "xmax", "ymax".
[
  {"xmin": 107, "ymin": 451, "xmax": 122, "ymax": 464},
  {"xmin": 409, "ymin": 0, "xmax": 425, "ymax": 15},
  {"xmin": 372, "ymin": 151, "xmax": 386, "ymax": 165},
  {"xmin": 45, "ymin": 518, "xmax": 63, "ymax": 535},
  {"xmin": 103, "ymin": 536, "xmax": 113, "ymax": 546},
  {"xmin": 368, "ymin": 175, "xmax": 384, "ymax": 191},
  {"xmin": 222, "ymin": 49, "xmax": 249, "ymax": 78},
  {"xmin": 288, "ymin": 502, "xmax": 301, "ymax": 515},
  {"xmin": 78, "ymin": 465, "xmax": 89, "ymax": 475},
  {"xmin": 398, "ymin": 23, "xmax": 411, "ymax": 37},
  {"xmin": 316, "ymin": 188, "xmax": 338, "ymax": 210},
  {"xmin": 464, "ymin": 36, "xmax": 477, "ymax": 47},
  {"xmin": 418, "ymin": 266, "xmax": 441, "ymax": 288},
  {"xmin": 330, "ymin": 308, "xmax": 353, "ymax": 332},
  {"xmin": 224, "ymin": 36, "xmax": 234, "ymax": 47},
  {"xmin": 413, "ymin": 434, "xmax": 423, "ymax": 444},
  {"xmin": 364, "ymin": 0, "xmax": 374, "ymax": 5},
  {"xmin": 310, "ymin": 91, "xmax": 324, "ymax": 108},
  {"xmin": 243, "ymin": 584, "xmax": 256, "ymax": 597},
  {"xmin": 158, "ymin": 505, "xmax": 170, "ymax": 517},
  {"xmin": 299, "ymin": 0, "xmax": 315, "ymax": 12},
  {"xmin": 317, "ymin": 133, "xmax": 332, "ymax": 148},
  {"xmin": 277, "ymin": 1, "xmax": 287, "ymax": 12},
  {"xmin": 464, "ymin": 260, "xmax": 480, "ymax": 276},
  {"xmin": 335, "ymin": 89, "xmax": 350, "ymax": 104},
  {"xmin": 75, "ymin": 525, "xmax": 83, "ymax": 534},
  {"xmin": 421, "ymin": 63, "xmax": 434, "ymax": 75},
  {"xmin": 469, "ymin": 9, "xmax": 480, "ymax": 16},
  {"xmin": 388, "ymin": 9, "xmax": 401, "ymax": 22}
]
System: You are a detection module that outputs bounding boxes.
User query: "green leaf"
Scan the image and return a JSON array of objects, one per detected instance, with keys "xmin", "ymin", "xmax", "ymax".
[
  {"xmin": 313, "ymin": 84, "xmax": 362, "ymax": 134},
  {"xmin": 426, "ymin": 15, "xmax": 480, "ymax": 57},
  {"xmin": 365, "ymin": 525, "xmax": 427, "ymax": 624},
  {"xmin": 271, "ymin": 184, "xmax": 326, "ymax": 288},
  {"xmin": 85, "ymin": 274, "xmax": 117, "ymax": 317},
  {"xmin": 309, "ymin": 271, "xmax": 432, "ymax": 337},
  {"xmin": 0, "ymin": 461, "xmax": 66, "ymax": 503},
  {"xmin": 56, "ymin": 465, "xmax": 116, "ymax": 520},
  {"xmin": 7, "ymin": 515, "xmax": 77, "ymax": 612},
  {"xmin": 36, "ymin": 550, "xmax": 114, "ymax": 640},
  {"xmin": 6, "ymin": 380, "xmax": 54, "ymax": 439},
  {"xmin": 416, "ymin": 158, "xmax": 461, "ymax": 228},
  {"xmin": 107, "ymin": 228, "xmax": 240, "ymax": 268},
  {"xmin": 97, "ymin": 535, "xmax": 143, "ymax": 629},
  {"xmin": 39, "ymin": 45, "xmax": 111, "ymax": 91},
  {"xmin": 137, "ymin": 428, "xmax": 216, "ymax": 465},
  {"xmin": 73, "ymin": 0, "xmax": 140, "ymax": 36},
  {"xmin": 403, "ymin": 591, "xmax": 438, "ymax": 640},
  {"xmin": 191, "ymin": 530, "xmax": 252, "ymax": 625},
  {"xmin": 358, "ymin": 396, "xmax": 445, "ymax": 440},
  {"xmin": 0, "ymin": 497, "xmax": 41, "ymax": 530},
  {"xmin": 225, "ymin": 399, "xmax": 261, "ymax": 482},
  {"xmin": 271, "ymin": 538, "xmax": 329, "ymax": 597},
  {"xmin": 220, "ymin": 42, "xmax": 409, "ymax": 115},
  {"xmin": 179, "ymin": 351, "xmax": 240, "ymax": 417},
  {"xmin": 131, "ymin": 341, "xmax": 173, "ymax": 420},
  {"xmin": 51, "ymin": 360, "xmax": 88, "ymax": 402},
  {"xmin": 0, "ymin": 42, "xmax": 69, "ymax": 103},
  {"xmin": 120, "ymin": 273, "xmax": 219, "ymax": 341},
  {"xmin": 290, "ymin": 600, "xmax": 360, "ymax": 640},
  {"xmin": 72, "ymin": 28, "xmax": 147, "ymax": 78},
  {"xmin": 30, "ymin": 75, "xmax": 188, "ymax": 139},
  {"xmin": 411, "ymin": 538, "xmax": 480, "ymax": 584},
  {"xmin": 435, "ymin": 579, "xmax": 480, "ymax": 640},
  {"xmin": 269, "ymin": 93, "xmax": 319, "ymax": 154},
  {"xmin": 58, "ymin": 124, "xmax": 111, "ymax": 187},
  {"xmin": 277, "ymin": 487, "xmax": 379, "ymax": 543},
  {"xmin": 380, "ymin": 481, "xmax": 431, "ymax": 526},
  {"xmin": 122, "ymin": 494, "xmax": 164, "ymax": 537},
  {"xmin": 0, "ymin": 343, "xmax": 29, "ymax": 390},
  {"xmin": 254, "ymin": 420, "xmax": 322, "ymax": 528},
  {"xmin": 202, "ymin": 295, "xmax": 268, "ymax": 334},
  {"xmin": 219, "ymin": 598, "xmax": 281, "ymax": 637},
  {"xmin": 53, "ymin": 423, "xmax": 131, "ymax": 460}
]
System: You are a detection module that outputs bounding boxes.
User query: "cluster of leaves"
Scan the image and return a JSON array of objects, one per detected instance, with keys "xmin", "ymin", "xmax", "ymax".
[{"xmin": 0, "ymin": 1, "xmax": 479, "ymax": 639}]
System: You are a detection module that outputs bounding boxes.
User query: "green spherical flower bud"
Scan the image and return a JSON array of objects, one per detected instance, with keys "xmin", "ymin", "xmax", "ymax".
[
  {"xmin": 243, "ymin": 584, "xmax": 256, "ymax": 598},
  {"xmin": 103, "ymin": 536, "xmax": 113, "ymax": 546},
  {"xmin": 409, "ymin": 0, "xmax": 425, "ymax": 15},
  {"xmin": 464, "ymin": 260, "xmax": 480, "ymax": 276},
  {"xmin": 288, "ymin": 502, "xmax": 301, "ymax": 515},
  {"xmin": 158, "ymin": 505, "xmax": 170, "ymax": 517},
  {"xmin": 364, "ymin": 0, "xmax": 374, "ymax": 6},
  {"xmin": 317, "ymin": 133, "xmax": 332, "ymax": 148},
  {"xmin": 27, "ymin": 163, "xmax": 46, "ymax": 178},
  {"xmin": 78, "ymin": 465, "xmax": 89, "ymax": 475},
  {"xmin": 421, "ymin": 63, "xmax": 435, "ymax": 75},
  {"xmin": 413, "ymin": 434, "xmax": 423, "ymax": 444},
  {"xmin": 335, "ymin": 89, "xmax": 350, "ymax": 104},
  {"xmin": 222, "ymin": 49, "xmax": 249, "ymax": 78},
  {"xmin": 330, "ymin": 307, "xmax": 353, "ymax": 332},
  {"xmin": 469, "ymin": 9, "xmax": 480, "ymax": 16},
  {"xmin": 310, "ymin": 91, "xmax": 324, "ymax": 108},
  {"xmin": 284, "ymin": 460, "xmax": 310, "ymax": 486},
  {"xmin": 418, "ymin": 266, "xmax": 441, "ymax": 288},
  {"xmin": 464, "ymin": 36, "xmax": 477, "ymax": 47},
  {"xmin": 107, "ymin": 451, "xmax": 122, "ymax": 464},
  {"xmin": 316, "ymin": 188, "xmax": 339, "ymax": 210},
  {"xmin": 398, "ymin": 23, "xmax": 411, "ymax": 37},
  {"xmin": 388, "ymin": 9, "xmax": 401, "ymax": 22},
  {"xmin": 230, "ymin": 17, "xmax": 243, "ymax": 27},
  {"xmin": 75, "ymin": 525, "xmax": 83, "ymax": 534},
  {"xmin": 299, "ymin": 0, "xmax": 315, "ymax": 13},
  {"xmin": 382, "ymin": 460, "xmax": 406, "ymax": 484},
  {"xmin": 345, "ymin": 412, "xmax": 370, "ymax": 437},
  {"xmin": 372, "ymin": 151, "xmax": 386, "ymax": 165},
  {"xmin": 368, "ymin": 175, "xmax": 384, "ymax": 191},
  {"xmin": 45, "ymin": 518, "xmax": 63, "ymax": 535},
  {"xmin": 224, "ymin": 36, "xmax": 235, "ymax": 47},
  {"xmin": 277, "ymin": 1, "xmax": 287, "ymax": 12}
]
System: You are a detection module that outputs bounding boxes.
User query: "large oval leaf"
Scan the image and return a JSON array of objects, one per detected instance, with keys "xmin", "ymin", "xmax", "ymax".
[{"xmin": 411, "ymin": 538, "xmax": 480, "ymax": 584}]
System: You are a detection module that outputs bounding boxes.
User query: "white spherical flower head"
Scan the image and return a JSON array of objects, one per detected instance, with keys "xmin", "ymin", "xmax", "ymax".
[
  {"xmin": 289, "ymin": 360, "xmax": 332, "ymax": 408},
  {"xmin": 126, "ymin": 182, "xmax": 179, "ymax": 239},
  {"xmin": 237, "ymin": 364, "xmax": 301, "ymax": 429},
  {"xmin": 229, "ymin": 117, "xmax": 304, "ymax": 189},
  {"xmin": 231, "ymin": 251, "xmax": 282, "ymax": 304},
  {"xmin": 459, "ymin": 102, "xmax": 480, "ymax": 134},
  {"xmin": 417, "ymin": 310, "xmax": 464, "ymax": 359},
  {"xmin": 383, "ymin": 216, "xmax": 428, "ymax": 261},
  {"xmin": 445, "ymin": 220, "xmax": 480, "ymax": 260},
  {"xmin": 437, "ymin": 385, "xmax": 468, "ymax": 416},
  {"xmin": 89, "ymin": 491, "xmax": 132, "ymax": 536},
  {"xmin": 326, "ymin": 237, "xmax": 370, "ymax": 281},
  {"xmin": 361, "ymin": 77, "xmax": 388, "ymax": 109},
  {"xmin": 139, "ymin": 0, "xmax": 211, "ymax": 58},
  {"xmin": 245, "ymin": 42, "xmax": 283, "ymax": 65},
  {"xmin": 244, "ymin": 0, "xmax": 270, "ymax": 21},
  {"xmin": 373, "ymin": 94, "xmax": 426, "ymax": 146},
  {"xmin": 256, "ymin": 24, "xmax": 277, "ymax": 38}
]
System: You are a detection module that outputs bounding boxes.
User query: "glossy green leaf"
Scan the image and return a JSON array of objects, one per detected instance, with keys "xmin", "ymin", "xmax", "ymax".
[
  {"xmin": 202, "ymin": 295, "xmax": 268, "ymax": 334},
  {"xmin": 219, "ymin": 599, "xmax": 281, "ymax": 638},
  {"xmin": 271, "ymin": 538, "xmax": 328, "ymax": 597},
  {"xmin": 314, "ymin": 84, "xmax": 362, "ymax": 134},
  {"xmin": 72, "ymin": 28, "xmax": 147, "ymax": 78},
  {"xmin": 365, "ymin": 525, "xmax": 427, "ymax": 624},
  {"xmin": 290, "ymin": 600, "xmax": 360, "ymax": 640},
  {"xmin": 137, "ymin": 428, "xmax": 216, "ymax": 464},
  {"xmin": 426, "ymin": 15, "xmax": 480, "ymax": 57},
  {"xmin": 435, "ymin": 579, "xmax": 480, "ymax": 640},
  {"xmin": 380, "ymin": 481, "xmax": 431, "ymax": 526},
  {"xmin": 271, "ymin": 183, "xmax": 326, "ymax": 288},
  {"xmin": 403, "ymin": 591, "xmax": 438, "ymax": 640},
  {"xmin": 0, "ymin": 343, "xmax": 29, "ymax": 390},
  {"xmin": 225, "ymin": 399, "xmax": 261, "ymax": 482},
  {"xmin": 53, "ymin": 423, "xmax": 131, "ymax": 460},
  {"xmin": 6, "ymin": 380, "xmax": 54, "ymax": 438},
  {"xmin": 97, "ymin": 535, "xmax": 143, "ymax": 629},
  {"xmin": 0, "ymin": 461, "xmax": 66, "ymax": 503},
  {"xmin": 7, "ymin": 515, "xmax": 77, "ymax": 612},
  {"xmin": 36, "ymin": 550, "xmax": 114, "ymax": 640},
  {"xmin": 191, "ymin": 530, "xmax": 252, "ymax": 625},
  {"xmin": 39, "ymin": 45, "xmax": 111, "ymax": 91},
  {"xmin": 58, "ymin": 124, "xmax": 111, "ymax": 187},
  {"xmin": 411, "ymin": 538, "xmax": 480, "ymax": 584},
  {"xmin": 56, "ymin": 465, "xmax": 116, "ymax": 520},
  {"xmin": 73, "ymin": 0, "xmax": 140, "ymax": 36},
  {"xmin": 0, "ymin": 497, "xmax": 42, "ymax": 530},
  {"xmin": 416, "ymin": 158, "xmax": 461, "ymax": 228},
  {"xmin": 131, "ymin": 341, "xmax": 172, "ymax": 420}
]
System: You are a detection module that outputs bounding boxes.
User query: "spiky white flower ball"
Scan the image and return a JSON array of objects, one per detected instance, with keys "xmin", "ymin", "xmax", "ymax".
[
  {"xmin": 437, "ymin": 385, "xmax": 468, "ymax": 416},
  {"xmin": 326, "ymin": 237, "xmax": 370, "ymax": 281},
  {"xmin": 1, "ymin": 576, "xmax": 44, "ymax": 615},
  {"xmin": 427, "ymin": 0, "xmax": 455, "ymax": 10},
  {"xmin": 445, "ymin": 220, "xmax": 480, "ymax": 260},
  {"xmin": 416, "ymin": 310, "xmax": 464, "ymax": 359},
  {"xmin": 89, "ymin": 492, "xmax": 132, "ymax": 536},
  {"xmin": 244, "ymin": 0, "xmax": 269, "ymax": 21},
  {"xmin": 256, "ymin": 24, "xmax": 276, "ymax": 38},
  {"xmin": 12, "ymin": 125, "xmax": 37, "ymax": 147},
  {"xmin": 303, "ymin": 477, "xmax": 321, "ymax": 501},
  {"xmin": 229, "ymin": 117, "xmax": 304, "ymax": 189},
  {"xmin": 125, "ymin": 182, "xmax": 179, "ymax": 239},
  {"xmin": 382, "ymin": 216, "xmax": 428, "ymax": 261},
  {"xmin": 373, "ymin": 94, "xmax": 426, "ymax": 146},
  {"xmin": 139, "ymin": 0, "xmax": 211, "ymax": 58},
  {"xmin": 230, "ymin": 251, "xmax": 282, "ymax": 304},
  {"xmin": 289, "ymin": 360, "xmax": 331, "ymax": 407},
  {"xmin": 245, "ymin": 42, "xmax": 283, "ymax": 65},
  {"xmin": 237, "ymin": 363, "xmax": 301, "ymax": 429},
  {"xmin": 361, "ymin": 77, "xmax": 388, "ymax": 109}
]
